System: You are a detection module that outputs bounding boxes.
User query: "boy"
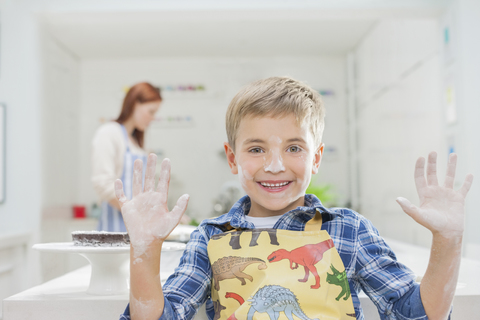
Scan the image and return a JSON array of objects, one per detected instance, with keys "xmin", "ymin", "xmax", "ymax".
[{"xmin": 116, "ymin": 77, "xmax": 473, "ymax": 320}]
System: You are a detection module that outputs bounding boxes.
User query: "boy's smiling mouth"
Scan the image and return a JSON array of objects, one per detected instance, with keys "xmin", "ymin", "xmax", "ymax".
[{"xmin": 257, "ymin": 180, "xmax": 291, "ymax": 192}]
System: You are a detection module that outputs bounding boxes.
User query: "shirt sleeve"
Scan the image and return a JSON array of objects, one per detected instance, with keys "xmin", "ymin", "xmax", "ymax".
[
  {"xmin": 353, "ymin": 217, "xmax": 429, "ymax": 320},
  {"xmin": 119, "ymin": 226, "xmax": 213, "ymax": 320},
  {"xmin": 91, "ymin": 123, "xmax": 124, "ymax": 202},
  {"xmin": 119, "ymin": 305, "xmax": 131, "ymax": 320}
]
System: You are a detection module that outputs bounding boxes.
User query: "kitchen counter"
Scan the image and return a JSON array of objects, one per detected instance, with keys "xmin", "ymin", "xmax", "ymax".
[
  {"xmin": 2, "ymin": 265, "xmax": 208, "ymax": 320},
  {"xmin": 3, "ymin": 265, "xmax": 127, "ymax": 320},
  {"xmin": 360, "ymin": 238, "xmax": 480, "ymax": 319},
  {"xmin": 3, "ymin": 238, "xmax": 480, "ymax": 320}
]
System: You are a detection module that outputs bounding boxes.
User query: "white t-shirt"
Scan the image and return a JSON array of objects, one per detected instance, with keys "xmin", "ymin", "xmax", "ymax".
[
  {"xmin": 244, "ymin": 214, "xmax": 283, "ymax": 228},
  {"xmin": 91, "ymin": 121, "xmax": 146, "ymax": 202}
]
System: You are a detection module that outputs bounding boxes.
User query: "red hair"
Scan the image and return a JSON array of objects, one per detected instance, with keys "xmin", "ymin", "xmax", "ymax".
[{"xmin": 116, "ymin": 82, "xmax": 162, "ymax": 148}]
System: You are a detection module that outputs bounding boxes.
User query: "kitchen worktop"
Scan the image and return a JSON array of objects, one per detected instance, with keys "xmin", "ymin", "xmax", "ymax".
[
  {"xmin": 360, "ymin": 238, "xmax": 480, "ymax": 319},
  {"xmin": 3, "ymin": 265, "xmax": 127, "ymax": 320},
  {"xmin": 3, "ymin": 238, "xmax": 480, "ymax": 320}
]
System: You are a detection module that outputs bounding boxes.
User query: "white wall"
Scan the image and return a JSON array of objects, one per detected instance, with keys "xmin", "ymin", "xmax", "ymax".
[
  {"xmin": 354, "ymin": 19, "xmax": 443, "ymax": 247},
  {"xmin": 352, "ymin": 3, "xmax": 480, "ymax": 260},
  {"xmin": 77, "ymin": 57, "xmax": 348, "ymax": 220},
  {"xmin": 441, "ymin": 0, "xmax": 480, "ymax": 260},
  {"xmin": 0, "ymin": 0, "xmax": 43, "ymax": 304},
  {"xmin": 0, "ymin": 1, "xmax": 42, "ymax": 233},
  {"xmin": 41, "ymin": 30, "xmax": 81, "ymax": 217}
]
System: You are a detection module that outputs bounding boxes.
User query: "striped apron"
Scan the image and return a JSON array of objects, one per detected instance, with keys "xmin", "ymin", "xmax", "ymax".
[{"xmin": 97, "ymin": 124, "xmax": 147, "ymax": 232}]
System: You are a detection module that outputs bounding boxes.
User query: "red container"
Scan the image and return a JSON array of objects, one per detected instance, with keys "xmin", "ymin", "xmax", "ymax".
[{"xmin": 73, "ymin": 205, "xmax": 86, "ymax": 219}]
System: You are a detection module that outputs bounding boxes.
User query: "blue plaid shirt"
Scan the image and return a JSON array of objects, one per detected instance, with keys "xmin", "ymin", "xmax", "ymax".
[{"xmin": 120, "ymin": 194, "xmax": 429, "ymax": 320}]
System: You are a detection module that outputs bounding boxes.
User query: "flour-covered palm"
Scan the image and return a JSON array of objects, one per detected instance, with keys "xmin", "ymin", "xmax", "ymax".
[
  {"xmin": 115, "ymin": 154, "xmax": 189, "ymax": 257},
  {"xmin": 396, "ymin": 152, "xmax": 473, "ymax": 239}
]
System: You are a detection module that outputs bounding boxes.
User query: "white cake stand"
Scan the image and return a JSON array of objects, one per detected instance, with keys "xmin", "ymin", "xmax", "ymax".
[{"xmin": 33, "ymin": 242, "xmax": 186, "ymax": 295}]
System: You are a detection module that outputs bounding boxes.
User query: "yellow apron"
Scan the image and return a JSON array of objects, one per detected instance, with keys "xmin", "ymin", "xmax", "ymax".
[{"xmin": 207, "ymin": 210, "xmax": 356, "ymax": 320}]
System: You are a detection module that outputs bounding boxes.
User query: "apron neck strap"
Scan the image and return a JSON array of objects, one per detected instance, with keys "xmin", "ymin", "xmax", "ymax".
[
  {"xmin": 304, "ymin": 209, "xmax": 323, "ymax": 231},
  {"xmin": 221, "ymin": 222, "xmax": 241, "ymax": 232}
]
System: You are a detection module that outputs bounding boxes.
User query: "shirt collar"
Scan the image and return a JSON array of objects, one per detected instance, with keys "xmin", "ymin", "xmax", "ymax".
[{"xmin": 203, "ymin": 194, "xmax": 343, "ymax": 229}]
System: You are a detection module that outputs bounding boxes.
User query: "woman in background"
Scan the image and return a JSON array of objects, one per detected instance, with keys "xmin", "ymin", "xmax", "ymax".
[{"xmin": 91, "ymin": 82, "xmax": 162, "ymax": 231}]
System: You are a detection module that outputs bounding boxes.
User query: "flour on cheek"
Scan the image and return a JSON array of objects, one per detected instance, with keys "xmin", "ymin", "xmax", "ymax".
[{"xmin": 237, "ymin": 164, "xmax": 253, "ymax": 190}]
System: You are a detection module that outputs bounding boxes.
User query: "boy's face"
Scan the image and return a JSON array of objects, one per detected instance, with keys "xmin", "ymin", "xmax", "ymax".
[{"xmin": 224, "ymin": 114, "xmax": 323, "ymax": 217}]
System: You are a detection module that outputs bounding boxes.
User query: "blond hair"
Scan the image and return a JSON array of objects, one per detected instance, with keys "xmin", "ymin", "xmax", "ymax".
[{"xmin": 226, "ymin": 76, "xmax": 325, "ymax": 151}]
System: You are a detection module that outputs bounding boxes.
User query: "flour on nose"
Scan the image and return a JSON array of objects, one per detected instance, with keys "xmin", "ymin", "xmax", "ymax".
[
  {"xmin": 264, "ymin": 136, "xmax": 285, "ymax": 173},
  {"xmin": 264, "ymin": 152, "xmax": 285, "ymax": 173}
]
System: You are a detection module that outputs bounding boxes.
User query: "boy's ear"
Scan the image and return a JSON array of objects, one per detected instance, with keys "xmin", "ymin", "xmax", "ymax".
[
  {"xmin": 312, "ymin": 143, "xmax": 324, "ymax": 174},
  {"xmin": 224, "ymin": 142, "xmax": 238, "ymax": 175}
]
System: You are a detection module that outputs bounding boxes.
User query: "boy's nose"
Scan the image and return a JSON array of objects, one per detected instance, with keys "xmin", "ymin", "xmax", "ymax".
[{"xmin": 264, "ymin": 151, "xmax": 285, "ymax": 173}]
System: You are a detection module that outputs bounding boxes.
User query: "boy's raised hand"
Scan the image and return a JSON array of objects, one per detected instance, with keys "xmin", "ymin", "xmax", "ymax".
[
  {"xmin": 114, "ymin": 154, "xmax": 189, "ymax": 257},
  {"xmin": 396, "ymin": 152, "xmax": 473, "ymax": 239}
]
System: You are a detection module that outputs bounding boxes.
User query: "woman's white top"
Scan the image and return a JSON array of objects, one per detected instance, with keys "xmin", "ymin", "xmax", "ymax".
[{"xmin": 91, "ymin": 121, "xmax": 146, "ymax": 202}]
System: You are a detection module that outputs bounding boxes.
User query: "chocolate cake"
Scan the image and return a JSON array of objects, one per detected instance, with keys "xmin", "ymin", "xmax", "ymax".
[{"xmin": 72, "ymin": 231, "xmax": 130, "ymax": 247}]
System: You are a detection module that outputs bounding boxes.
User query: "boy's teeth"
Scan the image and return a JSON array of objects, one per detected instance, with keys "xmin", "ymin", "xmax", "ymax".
[{"xmin": 261, "ymin": 182, "xmax": 288, "ymax": 187}]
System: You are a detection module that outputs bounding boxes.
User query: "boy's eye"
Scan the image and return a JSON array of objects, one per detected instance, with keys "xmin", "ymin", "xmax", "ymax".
[
  {"xmin": 249, "ymin": 147, "xmax": 264, "ymax": 154},
  {"xmin": 287, "ymin": 146, "xmax": 301, "ymax": 153}
]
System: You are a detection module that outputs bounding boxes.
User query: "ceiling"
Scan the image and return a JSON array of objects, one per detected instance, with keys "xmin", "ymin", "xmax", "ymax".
[{"xmin": 40, "ymin": 1, "xmax": 449, "ymax": 59}]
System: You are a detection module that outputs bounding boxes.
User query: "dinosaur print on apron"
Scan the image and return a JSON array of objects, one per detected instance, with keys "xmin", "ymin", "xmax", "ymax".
[{"xmin": 207, "ymin": 210, "xmax": 356, "ymax": 320}]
